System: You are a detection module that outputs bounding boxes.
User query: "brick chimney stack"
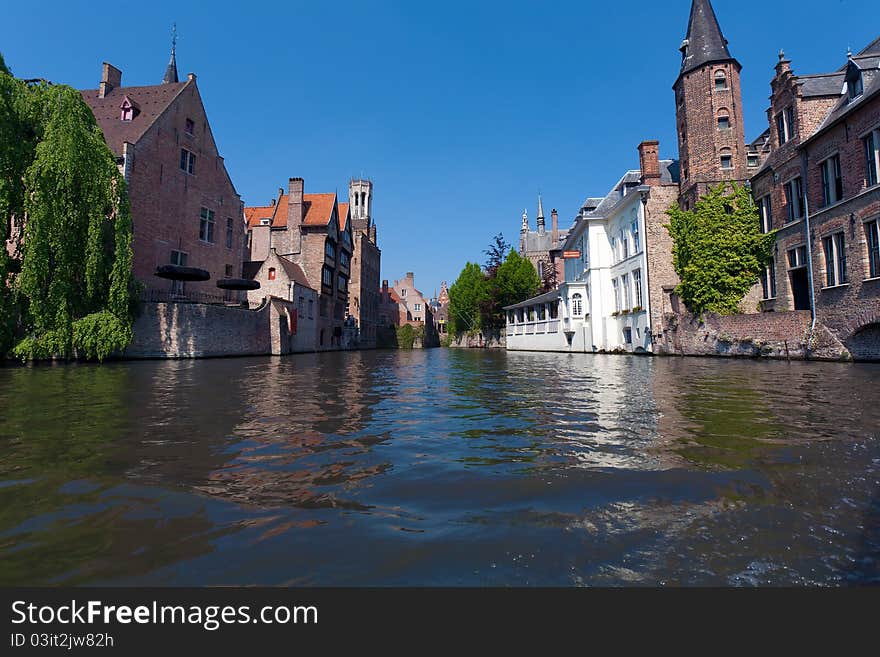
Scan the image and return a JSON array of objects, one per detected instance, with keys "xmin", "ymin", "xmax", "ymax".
[
  {"xmin": 99, "ymin": 62, "xmax": 122, "ymax": 98},
  {"xmin": 287, "ymin": 178, "xmax": 304, "ymax": 227},
  {"xmin": 638, "ymin": 140, "xmax": 661, "ymax": 186},
  {"xmin": 551, "ymin": 209, "xmax": 559, "ymax": 245}
]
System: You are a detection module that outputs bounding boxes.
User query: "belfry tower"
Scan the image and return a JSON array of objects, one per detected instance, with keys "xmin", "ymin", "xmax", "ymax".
[
  {"xmin": 349, "ymin": 178, "xmax": 373, "ymax": 237},
  {"xmin": 674, "ymin": 0, "xmax": 748, "ymax": 209}
]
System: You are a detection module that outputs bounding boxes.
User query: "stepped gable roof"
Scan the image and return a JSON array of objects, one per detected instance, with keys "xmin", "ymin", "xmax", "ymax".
[{"xmin": 81, "ymin": 81, "xmax": 189, "ymax": 157}]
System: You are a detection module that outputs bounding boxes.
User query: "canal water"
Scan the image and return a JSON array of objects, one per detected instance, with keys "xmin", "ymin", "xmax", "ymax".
[{"xmin": 0, "ymin": 349, "xmax": 878, "ymax": 586}]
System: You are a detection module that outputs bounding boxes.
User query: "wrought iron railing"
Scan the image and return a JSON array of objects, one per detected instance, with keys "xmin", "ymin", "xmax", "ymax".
[{"xmin": 139, "ymin": 288, "xmax": 252, "ymax": 308}]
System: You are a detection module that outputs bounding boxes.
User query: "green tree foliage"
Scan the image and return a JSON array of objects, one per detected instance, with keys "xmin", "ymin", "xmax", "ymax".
[
  {"xmin": 492, "ymin": 249, "xmax": 540, "ymax": 323},
  {"xmin": 665, "ymin": 184, "xmax": 776, "ymax": 316},
  {"xmin": 448, "ymin": 262, "xmax": 488, "ymax": 335},
  {"xmin": 0, "ymin": 59, "xmax": 135, "ymax": 361},
  {"xmin": 448, "ymin": 248, "xmax": 540, "ymax": 335},
  {"xmin": 483, "ymin": 232, "xmax": 510, "ymax": 277}
]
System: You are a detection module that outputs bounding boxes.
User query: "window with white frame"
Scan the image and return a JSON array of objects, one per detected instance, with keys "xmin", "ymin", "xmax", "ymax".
[
  {"xmin": 714, "ymin": 70, "xmax": 728, "ymax": 91},
  {"xmin": 784, "ymin": 177, "xmax": 804, "ymax": 222},
  {"xmin": 179, "ymin": 148, "xmax": 195, "ymax": 174},
  {"xmin": 621, "ymin": 273, "xmax": 630, "ymax": 310},
  {"xmin": 759, "ymin": 195, "xmax": 772, "ymax": 233},
  {"xmin": 717, "ymin": 109, "xmax": 730, "ymax": 131},
  {"xmin": 776, "ymin": 106, "xmax": 794, "ymax": 145},
  {"xmin": 611, "ymin": 237, "xmax": 617, "ymax": 263},
  {"xmin": 631, "ymin": 220, "xmax": 640, "ymax": 253},
  {"xmin": 633, "ymin": 269, "xmax": 643, "ymax": 308},
  {"xmin": 866, "ymin": 220, "xmax": 880, "ymax": 279},
  {"xmin": 571, "ymin": 293, "xmax": 583, "ymax": 317},
  {"xmin": 720, "ymin": 150, "xmax": 733, "ymax": 170},
  {"xmin": 761, "ymin": 259, "xmax": 777, "ymax": 300},
  {"xmin": 865, "ymin": 129, "xmax": 879, "ymax": 187},
  {"xmin": 199, "ymin": 207, "xmax": 215, "ymax": 243},
  {"xmin": 822, "ymin": 232, "xmax": 847, "ymax": 287},
  {"xmin": 621, "ymin": 229, "xmax": 629, "ymax": 259},
  {"xmin": 612, "ymin": 279, "xmax": 620, "ymax": 312},
  {"xmin": 820, "ymin": 155, "xmax": 843, "ymax": 207}
]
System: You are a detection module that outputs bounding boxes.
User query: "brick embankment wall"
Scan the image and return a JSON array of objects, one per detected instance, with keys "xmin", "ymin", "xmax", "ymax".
[
  {"xmin": 127, "ymin": 299, "xmax": 300, "ymax": 359},
  {"xmin": 655, "ymin": 309, "xmax": 849, "ymax": 360}
]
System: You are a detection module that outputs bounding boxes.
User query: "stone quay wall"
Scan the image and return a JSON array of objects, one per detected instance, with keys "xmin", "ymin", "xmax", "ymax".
[{"xmin": 126, "ymin": 298, "xmax": 305, "ymax": 359}]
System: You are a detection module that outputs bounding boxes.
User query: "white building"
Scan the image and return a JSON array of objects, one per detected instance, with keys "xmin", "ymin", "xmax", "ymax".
[{"xmin": 506, "ymin": 142, "xmax": 681, "ymax": 354}]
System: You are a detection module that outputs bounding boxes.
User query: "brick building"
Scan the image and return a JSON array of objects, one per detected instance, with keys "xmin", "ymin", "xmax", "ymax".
[
  {"xmin": 674, "ymin": 0, "xmax": 757, "ymax": 210},
  {"xmin": 244, "ymin": 178, "xmax": 352, "ymax": 350},
  {"xmin": 80, "ymin": 51, "xmax": 245, "ymax": 299},
  {"xmin": 749, "ymin": 39, "xmax": 880, "ymax": 358},
  {"xmin": 347, "ymin": 179, "xmax": 381, "ymax": 348},
  {"xmin": 673, "ymin": 0, "xmax": 880, "ymax": 359}
]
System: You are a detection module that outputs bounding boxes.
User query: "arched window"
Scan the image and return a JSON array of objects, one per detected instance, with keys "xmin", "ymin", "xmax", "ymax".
[
  {"xmin": 717, "ymin": 108, "xmax": 730, "ymax": 131},
  {"xmin": 572, "ymin": 293, "xmax": 583, "ymax": 317},
  {"xmin": 268, "ymin": 267, "xmax": 276, "ymax": 281},
  {"xmin": 714, "ymin": 70, "xmax": 728, "ymax": 91}
]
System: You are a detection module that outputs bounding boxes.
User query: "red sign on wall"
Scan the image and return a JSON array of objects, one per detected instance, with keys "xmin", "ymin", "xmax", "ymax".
[{"xmin": 563, "ymin": 251, "xmax": 581, "ymax": 259}]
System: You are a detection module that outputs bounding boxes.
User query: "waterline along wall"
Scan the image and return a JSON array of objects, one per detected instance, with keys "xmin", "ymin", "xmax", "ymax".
[{"xmin": 126, "ymin": 298, "xmax": 308, "ymax": 359}]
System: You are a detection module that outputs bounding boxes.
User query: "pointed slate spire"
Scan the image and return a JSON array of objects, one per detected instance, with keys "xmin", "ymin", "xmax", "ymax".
[
  {"xmin": 679, "ymin": 0, "xmax": 733, "ymax": 77},
  {"xmin": 163, "ymin": 24, "xmax": 179, "ymax": 84},
  {"xmin": 536, "ymin": 194, "xmax": 546, "ymax": 235}
]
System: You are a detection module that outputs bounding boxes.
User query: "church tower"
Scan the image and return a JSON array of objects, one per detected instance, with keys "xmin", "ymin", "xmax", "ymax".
[
  {"xmin": 349, "ymin": 178, "xmax": 373, "ymax": 237},
  {"xmin": 674, "ymin": 0, "xmax": 747, "ymax": 209}
]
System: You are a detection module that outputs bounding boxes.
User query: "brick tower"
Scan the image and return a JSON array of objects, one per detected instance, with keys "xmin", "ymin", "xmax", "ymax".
[{"xmin": 674, "ymin": 0, "xmax": 748, "ymax": 209}]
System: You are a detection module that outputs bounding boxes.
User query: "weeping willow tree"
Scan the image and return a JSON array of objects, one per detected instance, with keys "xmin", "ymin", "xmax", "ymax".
[{"xmin": 0, "ymin": 54, "xmax": 135, "ymax": 361}]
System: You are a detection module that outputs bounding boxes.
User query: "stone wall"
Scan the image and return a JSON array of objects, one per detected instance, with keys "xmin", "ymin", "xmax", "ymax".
[
  {"xmin": 654, "ymin": 305, "xmax": 850, "ymax": 360},
  {"xmin": 127, "ymin": 298, "xmax": 302, "ymax": 359}
]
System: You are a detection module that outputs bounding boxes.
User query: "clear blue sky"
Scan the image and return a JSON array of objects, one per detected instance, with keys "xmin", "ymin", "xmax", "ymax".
[{"xmin": 2, "ymin": 1, "xmax": 876, "ymax": 294}]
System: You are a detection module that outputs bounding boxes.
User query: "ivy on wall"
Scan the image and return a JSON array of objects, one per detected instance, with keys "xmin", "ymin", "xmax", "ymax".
[{"xmin": 666, "ymin": 184, "xmax": 776, "ymax": 316}]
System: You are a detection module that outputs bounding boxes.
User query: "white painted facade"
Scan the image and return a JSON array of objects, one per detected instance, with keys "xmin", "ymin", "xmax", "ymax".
[{"xmin": 506, "ymin": 171, "xmax": 655, "ymax": 354}]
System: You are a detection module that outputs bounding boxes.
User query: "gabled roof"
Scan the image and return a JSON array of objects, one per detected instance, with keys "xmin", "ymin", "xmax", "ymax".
[
  {"xmin": 242, "ymin": 256, "xmax": 315, "ymax": 291},
  {"xmin": 244, "ymin": 192, "xmax": 337, "ymax": 229},
  {"xmin": 80, "ymin": 81, "xmax": 189, "ymax": 157},
  {"xmin": 338, "ymin": 202, "xmax": 350, "ymax": 231},
  {"xmin": 799, "ymin": 73, "xmax": 846, "ymax": 98},
  {"xmin": 678, "ymin": 0, "xmax": 735, "ymax": 79},
  {"xmin": 303, "ymin": 193, "xmax": 337, "ymax": 227},
  {"xmin": 805, "ymin": 41, "xmax": 880, "ymax": 145}
]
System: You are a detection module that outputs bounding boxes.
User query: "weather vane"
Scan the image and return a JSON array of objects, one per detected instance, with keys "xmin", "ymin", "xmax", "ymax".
[{"xmin": 171, "ymin": 23, "xmax": 178, "ymax": 55}]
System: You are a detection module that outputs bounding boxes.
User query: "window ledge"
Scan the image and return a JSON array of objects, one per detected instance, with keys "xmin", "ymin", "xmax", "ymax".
[
  {"xmin": 198, "ymin": 240, "xmax": 214, "ymax": 246},
  {"xmin": 862, "ymin": 276, "xmax": 880, "ymax": 283},
  {"xmin": 820, "ymin": 283, "xmax": 850, "ymax": 291}
]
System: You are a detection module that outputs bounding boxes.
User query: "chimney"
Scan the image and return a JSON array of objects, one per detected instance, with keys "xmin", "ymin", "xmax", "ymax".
[
  {"xmin": 99, "ymin": 62, "xmax": 122, "ymax": 98},
  {"xmin": 287, "ymin": 178, "xmax": 304, "ymax": 227},
  {"xmin": 638, "ymin": 140, "xmax": 661, "ymax": 186},
  {"xmin": 270, "ymin": 199, "xmax": 276, "ymax": 207},
  {"xmin": 551, "ymin": 209, "xmax": 559, "ymax": 245}
]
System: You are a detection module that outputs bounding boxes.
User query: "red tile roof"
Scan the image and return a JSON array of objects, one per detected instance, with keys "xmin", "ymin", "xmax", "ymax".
[
  {"xmin": 245, "ymin": 192, "xmax": 337, "ymax": 229},
  {"xmin": 338, "ymin": 202, "xmax": 350, "ymax": 231},
  {"xmin": 80, "ymin": 82, "xmax": 189, "ymax": 157},
  {"xmin": 302, "ymin": 193, "xmax": 337, "ymax": 227}
]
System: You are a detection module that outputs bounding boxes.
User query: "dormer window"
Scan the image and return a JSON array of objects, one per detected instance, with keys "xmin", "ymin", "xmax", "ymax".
[
  {"xmin": 119, "ymin": 97, "xmax": 139, "ymax": 122},
  {"xmin": 846, "ymin": 61, "xmax": 864, "ymax": 100},
  {"xmin": 714, "ymin": 70, "xmax": 728, "ymax": 91}
]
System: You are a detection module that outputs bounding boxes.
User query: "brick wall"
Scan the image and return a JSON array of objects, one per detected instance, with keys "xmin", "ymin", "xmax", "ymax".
[{"xmin": 644, "ymin": 183, "xmax": 680, "ymax": 339}]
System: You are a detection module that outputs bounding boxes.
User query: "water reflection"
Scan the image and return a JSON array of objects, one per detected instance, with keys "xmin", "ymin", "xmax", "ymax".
[{"xmin": 0, "ymin": 352, "xmax": 878, "ymax": 585}]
